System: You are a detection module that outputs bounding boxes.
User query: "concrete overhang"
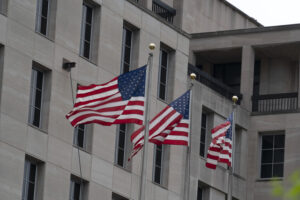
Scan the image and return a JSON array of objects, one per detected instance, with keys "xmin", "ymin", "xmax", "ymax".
[{"xmin": 190, "ymin": 24, "xmax": 300, "ymax": 62}]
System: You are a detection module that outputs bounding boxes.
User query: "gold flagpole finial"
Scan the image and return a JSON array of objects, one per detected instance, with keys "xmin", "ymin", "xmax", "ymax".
[
  {"xmin": 190, "ymin": 73, "xmax": 196, "ymax": 80},
  {"xmin": 232, "ymin": 95, "xmax": 238, "ymax": 104},
  {"xmin": 149, "ymin": 43, "xmax": 156, "ymax": 50}
]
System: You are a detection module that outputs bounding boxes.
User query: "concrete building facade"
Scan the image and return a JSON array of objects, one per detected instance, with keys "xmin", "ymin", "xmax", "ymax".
[{"xmin": 0, "ymin": 0, "xmax": 299, "ymax": 200}]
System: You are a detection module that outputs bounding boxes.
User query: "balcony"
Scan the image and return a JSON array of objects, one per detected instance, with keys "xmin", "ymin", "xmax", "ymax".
[
  {"xmin": 252, "ymin": 93, "xmax": 298, "ymax": 113},
  {"xmin": 152, "ymin": 0, "xmax": 176, "ymax": 23},
  {"xmin": 188, "ymin": 64, "xmax": 243, "ymax": 104}
]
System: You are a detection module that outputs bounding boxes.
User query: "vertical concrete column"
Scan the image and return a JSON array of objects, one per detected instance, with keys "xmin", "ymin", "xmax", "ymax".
[{"xmin": 240, "ymin": 45, "xmax": 255, "ymax": 112}]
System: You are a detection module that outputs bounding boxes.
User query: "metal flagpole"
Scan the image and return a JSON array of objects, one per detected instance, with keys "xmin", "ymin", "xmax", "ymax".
[
  {"xmin": 139, "ymin": 43, "xmax": 155, "ymax": 200},
  {"xmin": 184, "ymin": 73, "xmax": 196, "ymax": 200},
  {"xmin": 227, "ymin": 95, "xmax": 238, "ymax": 200}
]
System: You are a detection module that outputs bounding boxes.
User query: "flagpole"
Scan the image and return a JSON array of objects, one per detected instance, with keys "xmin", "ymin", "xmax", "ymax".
[
  {"xmin": 184, "ymin": 73, "xmax": 196, "ymax": 200},
  {"xmin": 227, "ymin": 95, "xmax": 238, "ymax": 200},
  {"xmin": 139, "ymin": 43, "xmax": 155, "ymax": 200}
]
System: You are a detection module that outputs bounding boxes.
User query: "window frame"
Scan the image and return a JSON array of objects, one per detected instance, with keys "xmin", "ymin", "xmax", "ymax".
[
  {"xmin": 28, "ymin": 68, "xmax": 45, "ymax": 129},
  {"xmin": 22, "ymin": 159, "xmax": 38, "ymax": 200},
  {"xmin": 120, "ymin": 26, "xmax": 133, "ymax": 74},
  {"xmin": 115, "ymin": 124, "xmax": 128, "ymax": 168},
  {"xmin": 200, "ymin": 113, "xmax": 207, "ymax": 157},
  {"xmin": 74, "ymin": 124, "xmax": 87, "ymax": 150},
  {"xmin": 259, "ymin": 132, "xmax": 285, "ymax": 179},
  {"xmin": 36, "ymin": 0, "xmax": 51, "ymax": 36},
  {"xmin": 69, "ymin": 176, "xmax": 83, "ymax": 200},
  {"xmin": 157, "ymin": 48, "xmax": 169, "ymax": 101},
  {"xmin": 153, "ymin": 144, "xmax": 164, "ymax": 185},
  {"xmin": 80, "ymin": 2, "xmax": 94, "ymax": 60}
]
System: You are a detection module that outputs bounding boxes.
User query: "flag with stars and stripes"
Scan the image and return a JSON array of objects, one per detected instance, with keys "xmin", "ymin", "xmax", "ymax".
[
  {"xmin": 206, "ymin": 113, "xmax": 233, "ymax": 169},
  {"xmin": 66, "ymin": 66, "xmax": 146, "ymax": 127},
  {"xmin": 129, "ymin": 90, "xmax": 191, "ymax": 160}
]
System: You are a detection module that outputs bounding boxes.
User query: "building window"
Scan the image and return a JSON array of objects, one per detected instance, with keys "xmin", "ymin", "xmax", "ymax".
[
  {"xmin": 74, "ymin": 124, "xmax": 86, "ymax": 149},
  {"xmin": 197, "ymin": 182, "xmax": 209, "ymax": 200},
  {"xmin": 0, "ymin": 0, "xmax": 8, "ymax": 15},
  {"xmin": 28, "ymin": 63, "xmax": 51, "ymax": 130},
  {"xmin": 80, "ymin": 2, "xmax": 94, "ymax": 60},
  {"xmin": 260, "ymin": 133, "xmax": 285, "ymax": 178},
  {"xmin": 79, "ymin": 1, "xmax": 100, "ymax": 63},
  {"xmin": 200, "ymin": 113, "xmax": 207, "ymax": 157},
  {"xmin": 29, "ymin": 68, "xmax": 44, "ymax": 128},
  {"xmin": 115, "ymin": 124, "xmax": 132, "ymax": 169},
  {"xmin": 36, "ymin": 0, "xmax": 50, "ymax": 36},
  {"xmin": 112, "ymin": 193, "xmax": 129, "ymax": 200},
  {"xmin": 121, "ymin": 27, "xmax": 133, "ymax": 73},
  {"xmin": 158, "ymin": 48, "xmax": 169, "ymax": 101},
  {"xmin": 69, "ymin": 175, "xmax": 88, "ymax": 200},
  {"xmin": 22, "ymin": 156, "xmax": 44, "ymax": 200},
  {"xmin": 153, "ymin": 144, "xmax": 170, "ymax": 185}
]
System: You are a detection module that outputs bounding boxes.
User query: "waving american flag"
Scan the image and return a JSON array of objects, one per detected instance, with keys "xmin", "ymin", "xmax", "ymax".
[
  {"xmin": 66, "ymin": 66, "xmax": 146, "ymax": 127},
  {"xmin": 129, "ymin": 90, "xmax": 190, "ymax": 160},
  {"xmin": 206, "ymin": 113, "xmax": 233, "ymax": 169}
]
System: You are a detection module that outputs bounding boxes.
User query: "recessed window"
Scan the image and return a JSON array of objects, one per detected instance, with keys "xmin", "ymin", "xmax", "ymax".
[
  {"xmin": 115, "ymin": 124, "xmax": 132, "ymax": 170},
  {"xmin": 158, "ymin": 49, "xmax": 169, "ymax": 101},
  {"xmin": 121, "ymin": 27, "xmax": 132, "ymax": 73},
  {"xmin": 112, "ymin": 193, "xmax": 129, "ymax": 200},
  {"xmin": 197, "ymin": 182, "xmax": 209, "ymax": 200},
  {"xmin": 36, "ymin": 0, "xmax": 50, "ymax": 35},
  {"xmin": 0, "ymin": 0, "xmax": 8, "ymax": 15},
  {"xmin": 120, "ymin": 22, "xmax": 139, "ymax": 74},
  {"xmin": 80, "ymin": 3, "xmax": 93, "ymax": 59},
  {"xmin": 153, "ymin": 144, "xmax": 170, "ymax": 186},
  {"xmin": 29, "ymin": 68, "xmax": 44, "ymax": 128},
  {"xmin": 22, "ymin": 156, "xmax": 44, "ymax": 200},
  {"xmin": 260, "ymin": 133, "xmax": 285, "ymax": 178},
  {"xmin": 35, "ymin": 0, "xmax": 57, "ymax": 38},
  {"xmin": 69, "ymin": 175, "xmax": 88, "ymax": 200},
  {"xmin": 79, "ymin": 1, "xmax": 100, "ymax": 63},
  {"xmin": 200, "ymin": 113, "xmax": 207, "ymax": 157},
  {"xmin": 28, "ymin": 63, "xmax": 51, "ymax": 131},
  {"xmin": 74, "ymin": 124, "xmax": 86, "ymax": 149}
]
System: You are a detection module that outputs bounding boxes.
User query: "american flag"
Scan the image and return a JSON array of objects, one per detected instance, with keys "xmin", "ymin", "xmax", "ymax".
[
  {"xmin": 129, "ymin": 90, "xmax": 190, "ymax": 160},
  {"xmin": 206, "ymin": 113, "xmax": 233, "ymax": 169},
  {"xmin": 66, "ymin": 66, "xmax": 146, "ymax": 127}
]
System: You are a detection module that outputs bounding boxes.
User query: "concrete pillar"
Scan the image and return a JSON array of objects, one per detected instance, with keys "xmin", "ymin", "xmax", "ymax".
[{"xmin": 240, "ymin": 46, "xmax": 255, "ymax": 112}]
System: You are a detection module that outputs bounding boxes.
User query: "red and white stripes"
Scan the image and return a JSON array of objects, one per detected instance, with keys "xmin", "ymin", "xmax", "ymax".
[{"xmin": 66, "ymin": 78, "xmax": 145, "ymax": 127}]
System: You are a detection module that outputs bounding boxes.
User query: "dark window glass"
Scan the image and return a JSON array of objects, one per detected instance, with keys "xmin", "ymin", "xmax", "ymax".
[
  {"xmin": 159, "ymin": 84, "xmax": 166, "ymax": 100},
  {"xmin": 22, "ymin": 160, "xmax": 38, "ymax": 200},
  {"xmin": 260, "ymin": 134, "xmax": 285, "ymax": 178},
  {"xmin": 154, "ymin": 145, "xmax": 163, "ymax": 184},
  {"xmin": 36, "ymin": 0, "xmax": 49, "ymax": 35},
  {"xmin": 262, "ymin": 135, "xmax": 273, "ymax": 149},
  {"xmin": 74, "ymin": 124, "xmax": 86, "ymax": 149},
  {"xmin": 80, "ymin": 3, "xmax": 93, "ymax": 59},
  {"xmin": 158, "ymin": 49, "xmax": 168, "ymax": 100},
  {"xmin": 70, "ymin": 177, "xmax": 84, "ymax": 200},
  {"xmin": 200, "ymin": 113, "xmax": 207, "ymax": 157},
  {"xmin": 29, "ymin": 69, "xmax": 44, "ymax": 128},
  {"xmin": 197, "ymin": 187, "xmax": 203, "ymax": 200},
  {"xmin": 116, "ymin": 124, "xmax": 127, "ymax": 167},
  {"xmin": 121, "ymin": 27, "xmax": 133, "ymax": 74},
  {"xmin": 275, "ymin": 135, "xmax": 285, "ymax": 148}
]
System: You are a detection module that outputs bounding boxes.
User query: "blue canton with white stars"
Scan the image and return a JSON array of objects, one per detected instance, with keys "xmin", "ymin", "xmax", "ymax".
[
  {"xmin": 225, "ymin": 113, "xmax": 233, "ymax": 140},
  {"xmin": 118, "ymin": 65, "xmax": 146, "ymax": 100},
  {"xmin": 169, "ymin": 90, "xmax": 190, "ymax": 119}
]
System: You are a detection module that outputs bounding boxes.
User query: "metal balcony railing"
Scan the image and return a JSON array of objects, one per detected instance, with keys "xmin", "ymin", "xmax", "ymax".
[
  {"xmin": 252, "ymin": 93, "xmax": 298, "ymax": 113},
  {"xmin": 188, "ymin": 64, "xmax": 243, "ymax": 104},
  {"xmin": 152, "ymin": 0, "xmax": 176, "ymax": 23}
]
